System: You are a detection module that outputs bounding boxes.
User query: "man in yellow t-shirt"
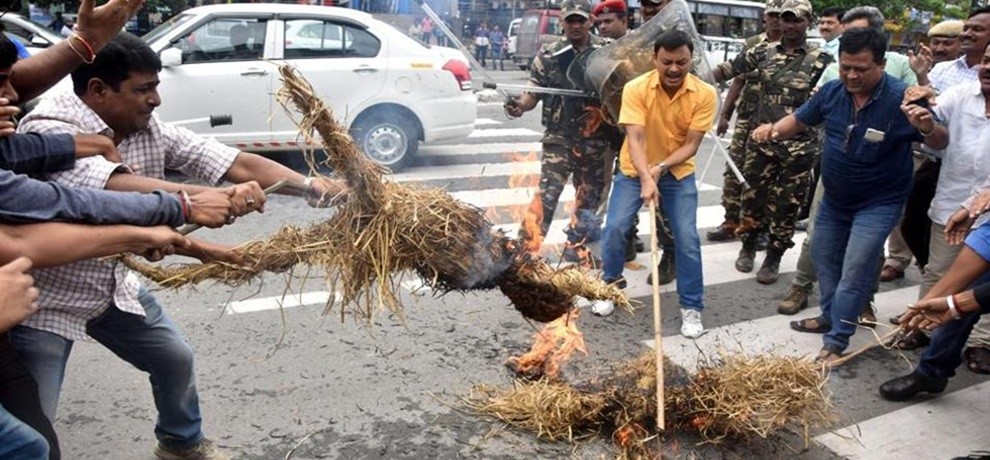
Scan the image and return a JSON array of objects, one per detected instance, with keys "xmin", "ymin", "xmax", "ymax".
[{"xmin": 599, "ymin": 29, "xmax": 716, "ymax": 338}]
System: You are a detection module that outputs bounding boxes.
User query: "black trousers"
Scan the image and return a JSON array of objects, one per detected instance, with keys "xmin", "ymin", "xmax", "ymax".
[
  {"xmin": 0, "ymin": 336, "xmax": 60, "ymax": 460},
  {"xmin": 900, "ymin": 158, "xmax": 941, "ymax": 269}
]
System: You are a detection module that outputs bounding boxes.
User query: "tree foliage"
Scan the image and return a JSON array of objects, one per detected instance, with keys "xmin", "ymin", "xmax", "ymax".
[{"xmin": 810, "ymin": 0, "xmax": 973, "ymax": 21}]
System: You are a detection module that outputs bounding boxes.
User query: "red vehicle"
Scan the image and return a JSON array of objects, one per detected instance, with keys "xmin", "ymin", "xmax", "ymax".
[{"xmin": 512, "ymin": 8, "xmax": 561, "ymax": 70}]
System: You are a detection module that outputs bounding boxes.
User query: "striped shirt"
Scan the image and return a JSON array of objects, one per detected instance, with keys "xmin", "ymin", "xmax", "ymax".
[{"xmin": 16, "ymin": 92, "xmax": 239, "ymax": 341}]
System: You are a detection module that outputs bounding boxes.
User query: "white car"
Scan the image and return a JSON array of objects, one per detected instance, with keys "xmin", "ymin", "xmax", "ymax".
[
  {"xmin": 1, "ymin": 13, "xmax": 63, "ymax": 55},
  {"xmin": 506, "ymin": 18, "xmax": 521, "ymax": 58},
  {"xmin": 142, "ymin": 4, "xmax": 476, "ymax": 170}
]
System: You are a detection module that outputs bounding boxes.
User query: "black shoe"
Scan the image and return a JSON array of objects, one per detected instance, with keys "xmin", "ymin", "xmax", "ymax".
[
  {"xmin": 879, "ymin": 371, "xmax": 947, "ymax": 401},
  {"xmin": 706, "ymin": 221, "xmax": 737, "ymax": 242},
  {"xmin": 735, "ymin": 248, "xmax": 756, "ymax": 273},
  {"xmin": 603, "ymin": 276, "xmax": 627, "ymax": 289},
  {"xmin": 634, "ymin": 235, "xmax": 645, "ymax": 253},
  {"xmin": 756, "ymin": 250, "xmax": 782, "ymax": 284},
  {"xmin": 647, "ymin": 251, "xmax": 676, "ymax": 285}
]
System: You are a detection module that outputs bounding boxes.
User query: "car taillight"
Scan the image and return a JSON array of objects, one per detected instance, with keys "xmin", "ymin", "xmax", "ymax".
[{"xmin": 442, "ymin": 59, "xmax": 472, "ymax": 91}]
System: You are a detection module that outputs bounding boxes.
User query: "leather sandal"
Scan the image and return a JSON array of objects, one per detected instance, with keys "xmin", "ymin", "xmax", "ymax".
[
  {"xmin": 815, "ymin": 345, "xmax": 843, "ymax": 364},
  {"xmin": 964, "ymin": 346, "xmax": 990, "ymax": 375},
  {"xmin": 790, "ymin": 317, "xmax": 831, "ymax": 334}
]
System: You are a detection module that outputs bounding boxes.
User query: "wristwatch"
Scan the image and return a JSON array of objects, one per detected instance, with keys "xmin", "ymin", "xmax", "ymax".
[{"xmin": 657, "ymin": 162, "xmax": 668, "ymax": 176}]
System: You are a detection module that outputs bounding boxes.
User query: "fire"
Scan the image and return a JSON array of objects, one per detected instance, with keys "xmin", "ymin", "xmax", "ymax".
[
  {"xmin": 505, "ymin": 309, "xmax": 587, "ymax": 380},
  {"xmin": 613, "ymin": 423, "xmax": 647, "ymax": 448},
  {"xmin": 507, "ymin": 150, "xmax": 544, "ymax": 254}
]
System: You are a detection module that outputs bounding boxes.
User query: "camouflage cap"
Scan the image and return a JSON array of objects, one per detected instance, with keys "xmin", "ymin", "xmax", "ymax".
[
  {"xmin": 561, "ymin": 0, "xmax": 593, "ymax": 19},
  {"xmin": 779, "ymin": 0, "xmax": 812, "ymax": 18},
  {"xmin": 764, "ymin": 0, "xmax": 783, "ymax": 14}
]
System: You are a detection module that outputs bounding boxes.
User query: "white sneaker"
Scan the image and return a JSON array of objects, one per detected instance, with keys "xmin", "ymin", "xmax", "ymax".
[
  {"xmin": 591, "ymin": 300, "xmax": 615, "ymax": 317},
  {"xmin": 680, "ymin": 308, "xmax": 704, "ymax": 338}
]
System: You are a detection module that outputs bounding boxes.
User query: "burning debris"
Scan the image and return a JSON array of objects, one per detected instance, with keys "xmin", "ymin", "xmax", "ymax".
[
  {"xmin": 468, "ymin": 351, "xmax": 838, "ymax": 458},
  {"xmin": 122, "ymin": 65, "xmax": 631, "ymax": 323}
]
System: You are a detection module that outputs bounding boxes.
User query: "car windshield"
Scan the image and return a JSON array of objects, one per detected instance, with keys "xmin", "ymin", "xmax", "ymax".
[
  {"xmin": 143, "ymin": 13, "xmax": 197, "ymax": 43},
  {"xmin": 2, "ymin": 15, "xmax": 63, "ymax": 45}
]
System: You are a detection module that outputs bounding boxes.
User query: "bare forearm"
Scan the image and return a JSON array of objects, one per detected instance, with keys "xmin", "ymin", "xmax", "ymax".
[
  {"xmin": 921, "ymin": 125, "xmax": 949, "ymax": 150},
  {"xmin": 105, "ymin": 173, "xmax": 214, "ymax": 195},
  {"xmin": 11, "ymin": 42, "xmax": 86, "ymax": 102},
  {"xmin": 771, "ymin": 115, "xmax": 806, "ymax": 139},
  {"xmin": 721, "ymin": 78, "xmax": 744, "ymax": 119},
  {"xmin": 223, "ymin": 152, "xmax": 306, "ymax": 190},
  {"xmin": 627, "ymin": 128, "xmax": 651, "ymax": 178},
  {"xmin": 920, "ymin": 247, "xmax": 990, "ymax": 300},
  {"xmin": 0, "ymin": 223, "xmax": 158, "ymax": 268}
]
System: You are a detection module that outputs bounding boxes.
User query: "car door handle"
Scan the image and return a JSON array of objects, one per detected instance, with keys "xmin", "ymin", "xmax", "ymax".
[
  {"xmin": 240, "ymin": 69, "xmax": 268, "ymax": 76},
  {"xmin": 353, "ymin": 66, "xmax": 379, "ymax": 73}
]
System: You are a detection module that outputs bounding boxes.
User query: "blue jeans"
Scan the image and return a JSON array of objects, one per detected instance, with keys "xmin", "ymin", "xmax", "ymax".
[
  {"xmin": 0, "ymin": 402, "xmax": 48, "ymax": 460},
  {"xmin": 9, "ymin": 287, "xmax": 204, "ymax": 449},
  {"xmin": 812, "ymin": 198, "xmax": 902, "ymax": 352},
  {"xmin": 602, "ymin": 173, "xmax": 704, "ymax": 310}
]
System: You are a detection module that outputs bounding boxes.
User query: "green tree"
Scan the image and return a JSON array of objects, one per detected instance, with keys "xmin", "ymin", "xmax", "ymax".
[{"xmin": 810, "ymin": 0, "xmax": 972, "ymax": 21}]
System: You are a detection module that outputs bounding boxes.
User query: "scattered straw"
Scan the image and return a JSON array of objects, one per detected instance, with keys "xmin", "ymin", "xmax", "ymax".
[{"xmin": 466, "ymin": 351, "xmax": 837, "ymax": 457}]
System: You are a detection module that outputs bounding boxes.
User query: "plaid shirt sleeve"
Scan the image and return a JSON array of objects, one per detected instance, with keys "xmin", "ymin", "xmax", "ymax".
[{"xmin": 160, "ymin": 121, "xmax": 239, "ymax": 185}]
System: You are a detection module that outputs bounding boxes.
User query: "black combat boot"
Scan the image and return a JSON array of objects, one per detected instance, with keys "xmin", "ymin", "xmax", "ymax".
[
  {"xmin": 735, "ymin": 239, "xmax": 757, "ymax": 273},
  {"xmin": 757, "ymin": 249, "xmax": 784, "ymax": 285}
]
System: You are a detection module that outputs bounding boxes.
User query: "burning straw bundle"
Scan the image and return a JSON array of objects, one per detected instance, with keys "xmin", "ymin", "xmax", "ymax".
[
  {"xmin": 466, "ymin": 351, "xmax": 836, "ymax": 457},
  {"xmin": 123, "ymin": 65, "xmax": 630, "ymax": 323}
]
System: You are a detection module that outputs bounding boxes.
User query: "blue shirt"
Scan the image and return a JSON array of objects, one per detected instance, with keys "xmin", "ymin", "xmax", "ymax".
[
  {"xmin": 0, "ymin": 133, "xmax": 76, "ymax": 174},
  {"xmin": 795, "ymin": 74, "xmax": 923, "ymax": 211},
  {"xmin": 0, "ymin": 132, "xmax": 186, "ymax": 226}
]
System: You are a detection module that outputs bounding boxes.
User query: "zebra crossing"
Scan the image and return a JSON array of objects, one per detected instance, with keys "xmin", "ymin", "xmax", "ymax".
[{"xmin": 233, "ymin": 117, "xmax": 988, "ymax": 459}]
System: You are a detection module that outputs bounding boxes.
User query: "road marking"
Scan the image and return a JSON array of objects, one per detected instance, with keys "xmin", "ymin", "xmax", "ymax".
[
  {"xmin": 392, "ymin": 160, "xmax": 543, "ymax": 182},
  {"xmin": 226, "ymin": 291, "xmax": 337, "ymax": 315},
  {"xmin": 642, "ymin": 284, "xmax": 917, "ymax": 371},
  {"xmin": 475, "ymin": 118, "xmax": 501, "ymax": 126},
  {"xmin": 815, "ymin": 380, "xmax": 990, "ymax": 459},
  {"xmin": 467, "ymin": 128, "xmax": 542, "ymax": 138}
]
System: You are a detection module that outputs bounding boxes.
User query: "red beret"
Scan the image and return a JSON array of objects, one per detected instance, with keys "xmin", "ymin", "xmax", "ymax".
[{"xmin": 592, "ymin": 0, "xmax": 626, "ymax": 15}]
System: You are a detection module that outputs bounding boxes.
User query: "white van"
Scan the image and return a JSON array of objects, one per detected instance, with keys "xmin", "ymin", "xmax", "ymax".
[{"xmin": 506, "ymin": 18, "xmax": 522, "ymax": 58}]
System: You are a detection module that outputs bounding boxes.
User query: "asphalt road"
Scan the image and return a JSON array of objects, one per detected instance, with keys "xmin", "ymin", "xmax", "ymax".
[{"xmin": 52, "ymin": 70, "xmax": 990, "ymax": 459}]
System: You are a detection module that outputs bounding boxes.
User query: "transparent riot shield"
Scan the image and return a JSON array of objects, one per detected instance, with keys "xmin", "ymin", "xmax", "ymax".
[{"xmin": 577, "ymin": 0, "xmax": 717, "ymax": 121}]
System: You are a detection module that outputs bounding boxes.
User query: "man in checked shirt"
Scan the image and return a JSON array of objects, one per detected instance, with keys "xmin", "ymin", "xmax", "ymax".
[{"xmin": 10, "ymin": 32, "xmax": 347, "ymax": 460}]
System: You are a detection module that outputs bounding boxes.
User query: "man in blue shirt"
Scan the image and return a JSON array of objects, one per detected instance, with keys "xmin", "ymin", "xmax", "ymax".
[{"xmin": 750, "ymin": 27, "xmax": 935, "ymax": 362}]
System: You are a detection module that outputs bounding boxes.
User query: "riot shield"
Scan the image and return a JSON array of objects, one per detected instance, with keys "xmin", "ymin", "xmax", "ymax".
[{"xmin": 580, "ymin": 0, "xmax": 716, "ymax": 121}]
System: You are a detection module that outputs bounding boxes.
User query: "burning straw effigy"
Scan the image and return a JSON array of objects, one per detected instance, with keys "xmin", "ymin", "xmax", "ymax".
[
  {"xmin": 122, "ymin": 65, "xmax": 630, "ymax": 323},
  {"xmin": 468, "ymin": 350, "xmax": 837, "ymax": 458}
]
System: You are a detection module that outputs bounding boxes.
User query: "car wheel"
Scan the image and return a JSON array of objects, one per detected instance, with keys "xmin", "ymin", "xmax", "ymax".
[{"xmin": 351, "ymin": 114, "xmax": 418, "ymax": 171}]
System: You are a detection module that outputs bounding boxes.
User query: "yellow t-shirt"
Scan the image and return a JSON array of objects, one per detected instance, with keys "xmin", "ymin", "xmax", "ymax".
[{"xmin": 617, "ymin": 70, "xmax": 717, "ymax": 180}]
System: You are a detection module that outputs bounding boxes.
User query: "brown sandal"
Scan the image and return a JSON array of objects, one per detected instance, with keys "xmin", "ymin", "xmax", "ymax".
[
  {"xmin": 964, "ymin": 346, "xmax": 990, "ymax": 375},
  {"xmin": 815, "ymin": 346, "xmax": 843, "ymax": 364}
]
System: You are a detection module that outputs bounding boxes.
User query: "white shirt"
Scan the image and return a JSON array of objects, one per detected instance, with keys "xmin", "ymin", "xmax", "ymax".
[
  {"xmin": 929, "ymin": 56, "xmax": 979, "ymax": 93},
  {"xmin": 17, "ymin": 92, "xmax": 239, "ymax": 341},
  {"xmin": 929, "ymin": 81, "xmax": 990, "ymax": 226}
]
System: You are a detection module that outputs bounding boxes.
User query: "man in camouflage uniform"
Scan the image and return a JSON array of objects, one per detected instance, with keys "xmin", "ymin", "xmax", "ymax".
[
  {"xmin": 708, "ymin": 0, "xmax": 782, "ymax": 242},
  {"xmin": 505, "ymin": 0, "xmax": 616, "ymax": 262},
  {"xmin": 711, "ymin": 0, "xmax": 831, "ymax": 284}
]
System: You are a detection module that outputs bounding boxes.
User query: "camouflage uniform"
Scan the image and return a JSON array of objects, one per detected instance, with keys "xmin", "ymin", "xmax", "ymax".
[
  {"xmin": 721, "ymin": 32, "xmax": 769, "ymax": 225},
  {"xmin": 716, "ymin": 40, "xmax": 831, "ymax": 254},
  {"xmin": 530, "ymin": 36, "xmax": 618, "ymax": 244}
]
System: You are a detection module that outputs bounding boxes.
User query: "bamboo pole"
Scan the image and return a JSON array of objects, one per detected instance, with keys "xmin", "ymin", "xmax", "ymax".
[{"xmin": 648, "ymin": 200, "xmax": 666, "ymax": 432}]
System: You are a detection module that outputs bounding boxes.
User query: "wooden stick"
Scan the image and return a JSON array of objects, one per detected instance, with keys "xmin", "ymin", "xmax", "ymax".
[
  {"xmin": 648, "ymin": 200, "xmax": 665, "ymax": 432},
  {"xmin": 828, "ymin": 327, "xmax": 902, "ymax": 368}
]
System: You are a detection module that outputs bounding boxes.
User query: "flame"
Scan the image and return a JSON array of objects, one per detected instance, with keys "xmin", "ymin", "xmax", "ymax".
[
  {"xmin": 613, "ymin": 423, "xmax": 647, "ymax": 448},
  {"xmin": 505, "ymin": 309, "xmax": 587, "ymax": 380},
  {"xmin": 507, "ymin": 150, "xmax": 544, "ymax": 254}
]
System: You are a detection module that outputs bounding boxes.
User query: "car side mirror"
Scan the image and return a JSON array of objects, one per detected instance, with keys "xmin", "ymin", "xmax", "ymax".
[
  {"xmin": 161, "ymin": 47, "xmax": 183, "ymax": 67},
  {"xmin": 30, "ymin": 35, "xmax": 50, "ymax": 47}
]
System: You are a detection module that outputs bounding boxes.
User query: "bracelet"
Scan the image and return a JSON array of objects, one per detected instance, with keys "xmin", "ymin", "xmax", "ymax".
[
  {"xmin": 919, "ymin": 125, "xmax": 935, "ymax": 136},
  {"xmin": 946, "ymin": 294, "xmax": 962, "ymax": 320},
  {"xmin": 178, "ymin": 190, "xmax": 192, "ymax": 222},
  {"xmin": 72, "ymin": 34, "xmax": 95, "ymax": 58},
  {"xmin": 66, "ymin": 35, "xmax": 95, "ymax": 64}
]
